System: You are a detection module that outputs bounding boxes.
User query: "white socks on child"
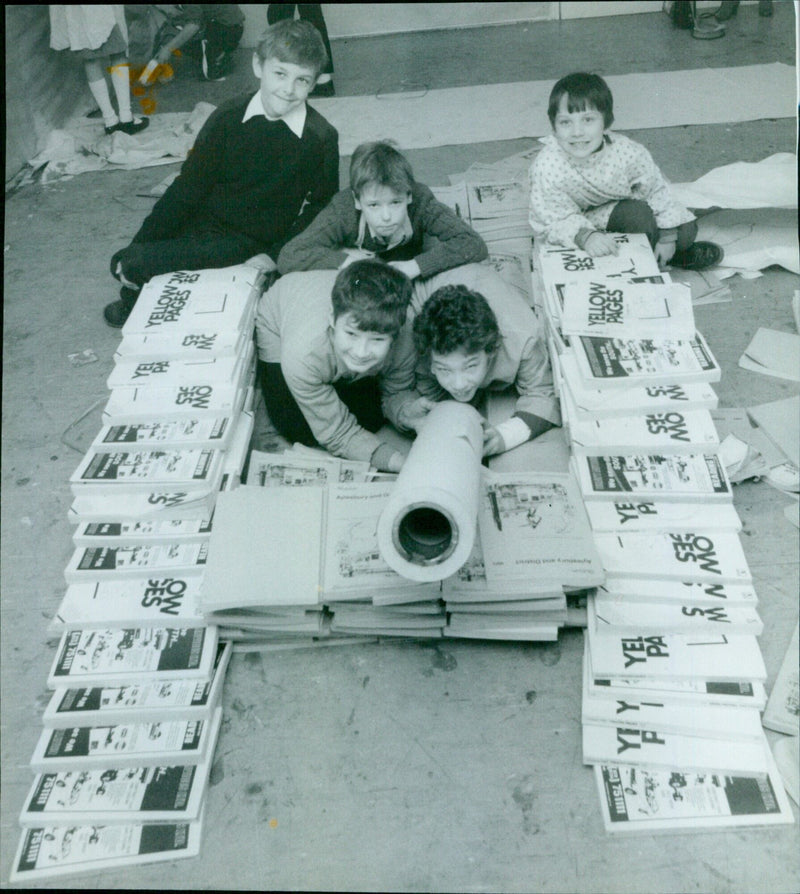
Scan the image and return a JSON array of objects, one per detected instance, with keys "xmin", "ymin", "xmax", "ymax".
[
  {"xmin": 87, "ymin": 75, "xmax": 118, "ymax": 128},
  {"xmin": 108, "ymin": 63, "xmax": 133, "ymax": 123}
]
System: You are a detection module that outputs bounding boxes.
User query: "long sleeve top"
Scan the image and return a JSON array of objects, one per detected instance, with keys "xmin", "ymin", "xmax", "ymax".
[
  {"xmin": 277, "ymin": 183, "xmax": 488, "ymax": 278},
  {"xmin": 414, "ymin": 275, "xmax": 561, "ymax": 428},
  {"xmin": 529, "ymin": 133, "xmax": 695, "ymax": 247},
  {"xmin": 130, "ymin": 93, "xmax": 339, "ymax": 259},
  {"xmin": 255, "ymin": 271, "xmax": 418, "ymax": 465}
]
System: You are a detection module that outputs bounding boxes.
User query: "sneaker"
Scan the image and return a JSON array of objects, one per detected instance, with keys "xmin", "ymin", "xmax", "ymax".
[
  {"xmin": 669, "ymin": 241, "xmax": 724, "ymax": 271},
  {"xmin": 692, "ymin": 17, "xmax": 726, "ymax": 38},
  {"xmin": 103, "ymin": 290, "xmax": 137, "ymax": 329},
  {"xmin": 116, "ymin": 118, "xmax": 150, "ymax": 136}
]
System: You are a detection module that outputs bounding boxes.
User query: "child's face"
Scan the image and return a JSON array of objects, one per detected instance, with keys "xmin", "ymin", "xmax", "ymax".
[
  {"xmin": 552, "ymin": 94, "xmax": 606, "ymax": 160},
  {"xmin": 430, "ymin": 349, "xmax": 491, "ymax": 403},
  {"xmin": 354, "ymin": 185, "xmax": 412, "ymax": 243},
  {"xmin": 331, "ymin": 312, "xmax": 394, "ymax": 375},
  {"xmin": 252, "ymin": 54, "xmax": 317, "ymax": 119}
]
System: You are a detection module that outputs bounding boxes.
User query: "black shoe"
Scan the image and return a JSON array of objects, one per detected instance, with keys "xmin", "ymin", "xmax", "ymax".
[
  {"xmin": 310, "ymin": 81, "xmax": 335, "ymax": 98},
  {"xmin": 104, "ymin": 290, "xmax": 137, "ymax": 329},
  {"xmin": 669, "ymin": 241, "xmax": 724, "ymax": 271},
  {"xmin": 116, "ymin": 118, "xmax": 150, "ymax": 136}
]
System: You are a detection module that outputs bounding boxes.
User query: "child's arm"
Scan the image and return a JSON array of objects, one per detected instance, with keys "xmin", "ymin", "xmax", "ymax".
[
  {"xmin": 485, "ymin": 335, "xmax": 561, "ymax": 456},
  {"xmin": 406, "ymin": 185, "xmax": 488, "ymax": 278},
  {"xmin": 529, "ymin": 153, "xmax": 600, "ymax": 249},
  {"xmin": 379, "ymin": 326, "xmax": 435, "ymax": 433},
  {"xmin": 277, "ymin": 190, "xmax": 358, "ymax": 274},
  {"xmin": 283, "ymin": 355, "xmax": 392, "ymax": 467},
  {"xmin": 628, "ymin": 142, "xmax": 695, "ymax": 229}
]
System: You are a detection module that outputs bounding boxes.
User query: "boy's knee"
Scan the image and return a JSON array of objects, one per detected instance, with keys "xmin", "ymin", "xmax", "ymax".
[
  {"xmin": 608, "ymin": 199, "xmax": 658, "ymax": 246},
  {"xmin": 675, "ymin": 219, "xmax": 699, "ymax": 251}
]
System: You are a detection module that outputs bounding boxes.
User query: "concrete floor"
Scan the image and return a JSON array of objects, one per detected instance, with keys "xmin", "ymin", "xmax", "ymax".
[{"xmin": 2, "ymin": 6, "xmax": 799, "ymax": 891}]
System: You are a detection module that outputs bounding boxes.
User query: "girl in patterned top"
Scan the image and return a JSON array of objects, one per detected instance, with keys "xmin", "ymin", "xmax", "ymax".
[{"xmin": 529, "ymin": 72, "xmax": 722, "ymax": 271}]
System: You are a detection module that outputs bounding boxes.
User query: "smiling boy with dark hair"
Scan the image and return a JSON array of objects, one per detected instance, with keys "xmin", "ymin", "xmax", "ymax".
[
  {"xmin": 255, "ymin": 260, "xmax": 427, "ymax": 472},
  {"xmin": 412, "ymin": 282, "xmax": 560, "ymax": 457}
]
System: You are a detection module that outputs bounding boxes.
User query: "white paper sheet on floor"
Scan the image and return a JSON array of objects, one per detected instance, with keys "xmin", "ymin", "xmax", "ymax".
[
  {"xmin": 311, "ymin": 63, "xmax": 795, "ymax": 155},
  {"xmin": 29, "ymin": 103, "xmax": 216, "ymax": 183},
  {"xmin": 671, "ymin": 154, "xmax": 797, "ymax": 209}
]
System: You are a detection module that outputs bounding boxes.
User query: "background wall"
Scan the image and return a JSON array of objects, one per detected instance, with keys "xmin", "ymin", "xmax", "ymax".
[
  {"xmin": 240, "ymin": 4, "xmax": 555, "ymax": 44},
  {"xmin": 4, "ymin": 2, "xmax": 763, "ymax": 182},
  {"xmin": 5, "ymin": 6, "xmax": 88, "ymax": 181},
  {"xmin": 239, "ymin": 2, "xmax": 747, "ymax": 43}
]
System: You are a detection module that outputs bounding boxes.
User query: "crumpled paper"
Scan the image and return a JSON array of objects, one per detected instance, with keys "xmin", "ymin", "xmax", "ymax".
[{"xmin": 27, "ymin": 102, "xmax": 216, "ymax": 183}]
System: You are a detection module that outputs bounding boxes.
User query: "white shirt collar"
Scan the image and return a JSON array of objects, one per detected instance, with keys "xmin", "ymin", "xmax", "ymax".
[
  {"xmin": 242, "ymin": 92, "xmax": 307, "ymax": 138},
  {"xmin": 356, "ymin": 211, "xmax": 414, "ymax": 251}
]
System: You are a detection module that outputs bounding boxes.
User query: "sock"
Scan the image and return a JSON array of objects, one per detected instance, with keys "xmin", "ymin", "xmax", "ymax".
[
  {"xmin": 87, "ymin": 76, "xmax": 117, "ymax": 127},
  {"xmin": 109, "ymin": 63, "xmax": 133, "ymax": 123}
]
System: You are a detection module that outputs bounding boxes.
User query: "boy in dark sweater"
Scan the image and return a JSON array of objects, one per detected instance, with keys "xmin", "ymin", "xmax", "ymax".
[
  {"xmin": 276, "ymin": 140, "xmax": 488, "ymax": 311},
  {"xmin": 105, "ymin": 19, "xmax": 339, "ymax": 327}
]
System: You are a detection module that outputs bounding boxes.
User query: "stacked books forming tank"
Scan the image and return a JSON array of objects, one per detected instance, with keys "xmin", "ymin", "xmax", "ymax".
[
  {"xmin": 199, "ymin": 450, "xmax": 604, "ymax": 644},
  {"xmin": 441, "ymin": 470, "xmax": 603, "ymax": 641},
  {"xmin": 533, "ymin": 234, "xmax": 794, "ymax": 833},
  {"xmin": 10, "ymin": 265, "xmax": 261, "ymax": 884}
]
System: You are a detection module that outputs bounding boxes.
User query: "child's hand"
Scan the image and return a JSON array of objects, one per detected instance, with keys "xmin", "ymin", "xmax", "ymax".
[
  {"xmin": 387, "ymin": 451, "xmax": 405, "ymax": 473},
  {"xmin": 340, "ymin": 249, "xmax": 374, "ymax": 268},
  {"xmin": 655, "ymin": 240, "xmax": 677, "ymax": 267},
  {"xmin": 399, "ymin": 396, "xmax": 436, "ymax": 432},
  {"xmin": 482, "ymin": 422, "xmax": 505, "ymax": 457},
  {"xmin": 245, "ymin": 253, "xmax": 277, "ymax": 272},
  {"xmin": 584, "ymin": 232, "xmax": 619, "ymax": 257},
  {"xmin": 388, "ymin": 260, "xmax": 421, "ymax": 280}
]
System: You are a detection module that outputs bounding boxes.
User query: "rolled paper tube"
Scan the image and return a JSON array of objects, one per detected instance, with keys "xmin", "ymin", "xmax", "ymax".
[{"xmin": 377, "ymin": 401, "xmax": 484, "ymax": 581}]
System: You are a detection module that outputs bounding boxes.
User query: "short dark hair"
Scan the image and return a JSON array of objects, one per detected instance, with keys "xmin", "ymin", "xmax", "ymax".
[
  {"xmin": 256, "ymin": 19, "xmax": 328, "ymax": 77},
  {"xmin": 548, "ymin": 72, "xmax": 614, "ymax": 129},
  {"xmin": 331, "ymin": 260, "xmax": 413, "ymax": 335},
  {"xmin": 350, "ymin": 141, "xmax": 415, "ymax": 198},
  {"xmin": 413, "ymin": 285, "xmax": 500, "ymax": 357}
]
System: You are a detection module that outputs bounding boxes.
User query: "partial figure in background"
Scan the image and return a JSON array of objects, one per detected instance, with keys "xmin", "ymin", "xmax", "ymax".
[
  {"xmin": 49, "ymin": 5, "xmax": 149, "ymax": 135},
  {"xmin": 267, "ymin": 3, "xmax": 335, "ymax": 95},
  {"xmin": 716, "ymin": 1, "xmax": 774, "ymax": 21},
  {"xmin": 104, "ymin": 18, "xmax": 338, "ymax": 327},
  {"xmin": 143, "ymin": 5, "xmax": 245, "ymax": 83},
  {"xmin": 668, "ymin": 0, "xmax": 773, "ymax": 40},
  {"xmin": 529, "ymin": 72, "xmax": 723, "ymax": 271}
]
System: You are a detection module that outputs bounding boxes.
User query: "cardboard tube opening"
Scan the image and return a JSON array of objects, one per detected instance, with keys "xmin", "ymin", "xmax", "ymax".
[{"xmin": 395, "ymin": 506, "xmax": 455, "ymax": 565}]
